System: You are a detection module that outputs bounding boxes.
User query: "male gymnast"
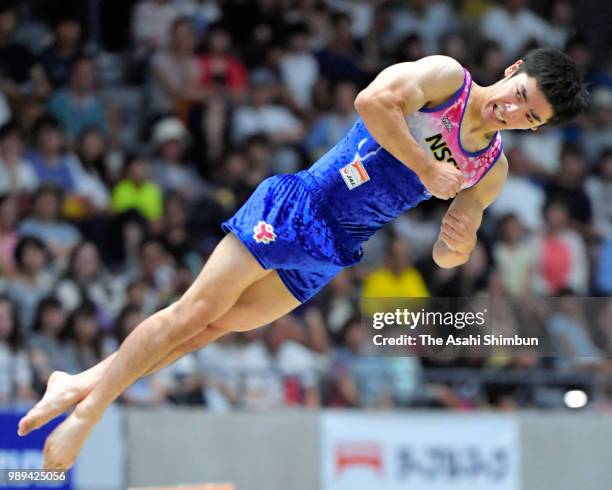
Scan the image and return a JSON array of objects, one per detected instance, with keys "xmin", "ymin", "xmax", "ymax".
[{"xmin": 17, "ymin": 48, "xmax": 589, "ymax": 469}]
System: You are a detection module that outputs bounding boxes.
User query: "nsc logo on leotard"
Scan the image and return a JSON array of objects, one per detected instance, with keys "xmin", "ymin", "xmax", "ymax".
[
  {"xmin": 425, "ymin": 133, "xmax": 459, "ymax": 169},
  {"xmin": 340, "ymin": 156, "xmax": 370, "ymax": 190}
]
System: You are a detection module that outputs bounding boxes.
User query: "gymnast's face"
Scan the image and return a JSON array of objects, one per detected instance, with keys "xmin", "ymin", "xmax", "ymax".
[{"xmin": 483, "ymin": 61, "xmax": 555, "ymax": 131}]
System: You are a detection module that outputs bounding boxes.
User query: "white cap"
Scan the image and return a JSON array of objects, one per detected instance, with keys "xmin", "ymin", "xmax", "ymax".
[{"xmin": 151, "ymin": 117, "xmax": 191, "ymax": 148}]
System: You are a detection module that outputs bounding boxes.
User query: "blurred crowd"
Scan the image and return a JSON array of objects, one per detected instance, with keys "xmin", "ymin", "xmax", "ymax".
[{"xmin": 0, "ymin": 0, "xmax": 610, "ymax": 412}]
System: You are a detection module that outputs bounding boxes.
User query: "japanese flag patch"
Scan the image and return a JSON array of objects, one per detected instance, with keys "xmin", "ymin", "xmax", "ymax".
[{"xmin": 340, "ymin": 156, "xmax": 370, "ymax": 190}]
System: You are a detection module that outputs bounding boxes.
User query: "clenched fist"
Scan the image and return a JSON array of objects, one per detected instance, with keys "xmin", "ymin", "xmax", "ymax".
[
  {"xmin": 419, "ymin": 161, "xmax": 464, "ymax": 200},
  {"xmin": 439, "ymin": 208, "xmax": 477, "ymax": 254}
]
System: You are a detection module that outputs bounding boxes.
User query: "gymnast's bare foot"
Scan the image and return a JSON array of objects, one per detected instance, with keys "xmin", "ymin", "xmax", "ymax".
[{"xmin": 18, "ymin": 371, "xmax": 88, "ymax": 436}]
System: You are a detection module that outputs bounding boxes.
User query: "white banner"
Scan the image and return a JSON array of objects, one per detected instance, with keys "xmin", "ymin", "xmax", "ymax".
[{"xmin": 321, "ymin": 412, "xmax": 519, "ymax": 490}]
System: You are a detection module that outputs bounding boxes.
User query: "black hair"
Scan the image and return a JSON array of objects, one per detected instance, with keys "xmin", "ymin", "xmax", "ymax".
[
  {"xmin": 64, "ymin": 240, "xmax": 99, "ymax": 281},
  {"xmin": 515, "ymin": 48, "xmax": 590, "ymax": 126},
  {"xmin": 123, "ymin": 152, "xmax": 146, "ymax": 170},
  {"xmin": 31, "ymin": 114, "xmax": 62, "ymax": 140},
  {"xmin": 542, "ymin": 198, "xmax": 569, "ymax": 216},
  {"xmin": 65, "ymin": 300, "xmax": 102, "ymax": 357},
  {"xmin": 170, "ymin": 15, "xmax": 194, "ymax": 35},
  {"xmin": 14, "ymin": 235, "xmax": 47, "ymax": 270},
  {"xmin": 32, "ymin": 183, "xmax": 63, "ymax": 204},
  {"xmin": 114, "ymin": 303, "xmax": 143, "ymax": 343},
  {"xmin": 560, "ymin": 141, "xmax": 582, "ymax": 160},
  {"xmin": 0, "ymin": 294, "xmax": 22, "ymax": 351},
  {"xmin": 32, "ymin": 296, "xmax": 64, "ymax": 333},
  {"xmin": 497, "ymin": 212, "xmax": 520, "ymax": 230},
  {"xmin": 0, "ymin": 120, "xmax": 21, "ymax": 141},
  {"xmin": 330, "ymin": 11, "xmax": 350, "ymax": 27}
]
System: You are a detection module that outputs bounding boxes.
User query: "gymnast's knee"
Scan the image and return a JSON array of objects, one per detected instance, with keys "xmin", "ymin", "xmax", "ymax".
[{"xmin": 168, "ymin": 298, "xmax": 214, "ymax": 337}]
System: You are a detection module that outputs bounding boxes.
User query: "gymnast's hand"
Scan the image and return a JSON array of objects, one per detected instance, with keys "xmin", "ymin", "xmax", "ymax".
[
  {"xmin": 419, "ymin": 161, "xmax": 464, "ymax": 200},
  {"xmin": 439, "ymin": 207, "xmax": 477, "ymax": 255}
]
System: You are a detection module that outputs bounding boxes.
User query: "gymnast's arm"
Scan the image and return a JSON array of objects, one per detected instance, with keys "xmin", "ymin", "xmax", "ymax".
[
  {"xmin": 354, "ymin": 55, "xmax": 465, "ymax": 199},
  {"xmin": 433, "ymin": 154, "xmax": 509, "ymax": 268}
]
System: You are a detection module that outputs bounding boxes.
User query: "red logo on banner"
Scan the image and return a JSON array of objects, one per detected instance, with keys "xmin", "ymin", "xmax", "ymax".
[{"xmin": 335, "ymin": 441, "xmax": 383, "ymax": 476}]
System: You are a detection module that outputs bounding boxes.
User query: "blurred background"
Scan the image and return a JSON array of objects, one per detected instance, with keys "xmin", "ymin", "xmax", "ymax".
[{"xmin": 0, "ymin": 0, "xmax": 610, "ymax": 489}]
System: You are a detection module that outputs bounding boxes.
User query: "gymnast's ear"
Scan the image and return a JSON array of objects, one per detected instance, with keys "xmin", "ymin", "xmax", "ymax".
[{"xmin": 504, "ymin": 59, "xmax": 523, "ymax": 78}]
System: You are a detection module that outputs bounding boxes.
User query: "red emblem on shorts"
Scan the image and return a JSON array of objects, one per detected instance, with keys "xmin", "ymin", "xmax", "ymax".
[{"xmin": 253, "ymin": 221, "xmax": 276, "ymax": 244}]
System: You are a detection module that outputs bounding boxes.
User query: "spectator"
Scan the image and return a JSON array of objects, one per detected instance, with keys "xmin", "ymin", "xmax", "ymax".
[
  {"xmin": 111, "ymin": 154, "xmax": 163, "ymax": 223},
  {"xmin": 383, "ymin": 0, "xmax": 456, "ymax": 55},
  {"xmin": 393, "ymin": 32, "xmax": 427, "ymax": 64},
  {"xmin": 131, "ymin": 0, "xmax": 181, "ymax": 54},
  {"xmin": 241, "ymin": 134, "xmax": 274, "ymax": 188},
  {"xmin": 490, "ymin": 147, "xmax": 545, "ymax": 230},
  {"xmin": 439, "ymin": 31, "xmax": 470, "ymax": 67},
  {"xmin": 361, "ymin": 238, "xmax": 430, "ymax": 298},
  {"xmin": 0, "ymin": 194, "xmax": 18, "ymax": 277},
  {"xmin": 55, "ymin": 241, "xmax": 120, "ymax": 317},
  {"xmin": 545, "ymin": 143, "xmax": 592, "ymax": 235},
  {"xmin": 196, "ymin": 22, "xmax": 247, "ymax": 160},
  {"xmin": 215, "ymin": 150, "xmax": 254, "ymax": 207},
  {"xmin": 5, "ymin": 236, "xmax": 54, "ymax": 331},
  {"xmin": 18, "ymin": 185, "xmax": 82, "ymax": 263},
  {"xmin": 329, "ymin": 316, "xmax": 394, "ymax": 408},
  {"xmin": 0, "ymin": 121, "xmax": 39, "ymax": 195},
  {"xmin": 47, "ymin": 56, "xmax": 107, "ymax": 141},
  {"xmin": 586, "ymin": 150, "xmax": 612, "ymax": 237},
  {"xmin": 266, "ymin": 315, "xmax": 321, "ymax": 407},
  {"xmin": 588, "ymin": 35, "xmax": 612, "ymax": 91},
  {"xmin": 431, "ymin": 241, "xmax": 490, "ymax": 297},
  {"xmin": 480, "ymin": 0, "xmax": 557, "ymax": 62},
  {"xmin": 279, "ymin": 22, "xmax": 319, "ymax": 110},
  {"xmin": 236, "ymin": 316, "xmax": 320, "ymax": 409},
  {"xmin": 38, "ymin": 17, "xmax": 83, "ymax": 89},
  {"xmin": 149, "ymin": 16, "xmax": 203, "ymax": 117},
  {"xmin": 492, "ymin": 214, "xmax": 533, "ymax": 296},
  {"xmin": 582, "ymin": 86, "xmax": 612, "ymax": 163},
  {"xmin": 121, "ymin": 238, "xmax": 175, "ymax": 315},
  {"xmin": 157, "ymin": 192, "xmax": 198, "ymax": 265},
  {"xmin": 319, "ymin": 269, "xmax": 359, "ymax": 336},
  {"xmin": 305, "ymin": 80, "xmax": 357, "ymax": 160},
  {"xmin": 472, "ymin": 40, "xmax": 505, "ymax": 86},
  {"xmin": 546, "ymin": 0, "xmax": 575, "ymax": 51},
  {"xmin": 232, "ymin": 68, "xmax": 305, "ymax": 146},
  {"xmin": 25, "ymin": 115, "xmax": 80, "ymax": 193},
  {"xmin": 72, "ymin": 126, "xmax": 112, "ymax": 212},
  {"xmin": 0, "ymin": 295, "xmax": 35, "ymax": 406},
  {"xmin": 111, "ymin": 303, "xmax": 167, "ymax": 405},
  {"xmin": 27, "ymin": 297, "xmax": 80, "ymax": 390},
  {"xmin": 198, "ymin": 22, "xmax": 247, "ymax": 98},
  {"xmin": 532, "ymin": 200, "xmax": 589, "ymax": 294},
  {"xmin": 65, "ymin": 301, "xmax": 104, "ymax": 370},
  {"xmin": 149, "ymin": 117, "xmax": 209, "ymax": 201},
  {"xmin": 195, "ymin": 332, "xmax": 241, "ymax": 411},
  {"xmin": 156, "ymin": 350, "xmax": 205, "ymax": 405},
  {"xmin": 546, "ymin": 293, "xmax": 604, "ymax": 370},
  {"xmin": 174, "ymin": 0, "xmax": 222, "ymax": 37},
  {"xmin": 315, "ymin": 12, "xmax": 366, "ymax": 86},
  {"xmin": 0, "ymin": 3, "xmax": 38, "ymax": 97}
]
